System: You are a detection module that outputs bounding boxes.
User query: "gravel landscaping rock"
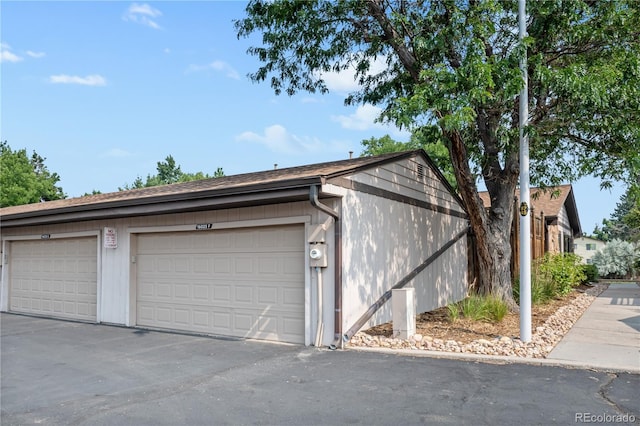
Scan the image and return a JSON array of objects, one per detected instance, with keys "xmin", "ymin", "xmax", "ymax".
[{"xmin": 348, "ymin": 284, "xmax": 608, "ymax": 358}]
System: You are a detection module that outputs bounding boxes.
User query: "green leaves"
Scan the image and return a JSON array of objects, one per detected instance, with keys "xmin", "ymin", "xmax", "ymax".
[
  {"xmin": 237, "ymin": 0, "xmax": 640, "ymax": 298},
  {"xmin": 237, "ymin": 0, "xmax": 639, "ymax": 192},
  {"xmin": 0, "ymin": 141, "xmax": 65, "ymax": 207},
  {"xmin": 592, "ymin": 239, "xmax": 638, "ymax": 278},
  {"xmin": 119, "ymin": 155, "xmax": 224, "ymax": 191}
]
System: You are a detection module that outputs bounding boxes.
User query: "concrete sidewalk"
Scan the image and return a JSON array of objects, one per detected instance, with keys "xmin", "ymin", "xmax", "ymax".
[{"xmin": 547, "ymin": 283, "xmax": 640, "ymax": 373}]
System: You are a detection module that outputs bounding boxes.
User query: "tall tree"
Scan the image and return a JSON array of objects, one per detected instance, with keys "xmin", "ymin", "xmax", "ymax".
[
  {"xmin": 593, "ymin": 185, "xmax": 640, "ymax": 243},
  {"xmin": 119, "ymin": 155, "xmax": 225, "ymax": 190},
  {"xmin": 0, "ymin": 141, "xmax": 65, "ymax": 207},
  {"xmin": 236, "ymin": 0, "xmax": 640, "ymax": 309}
]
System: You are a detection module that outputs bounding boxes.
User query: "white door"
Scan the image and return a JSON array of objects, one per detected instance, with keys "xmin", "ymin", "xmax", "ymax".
[
  {"xmin": 9, "ymin": 237, "xmax": 98, "ymax": 321},
  {"xmin": 136, "ymin": 225, "xmax": 305, "ymax": 343}
]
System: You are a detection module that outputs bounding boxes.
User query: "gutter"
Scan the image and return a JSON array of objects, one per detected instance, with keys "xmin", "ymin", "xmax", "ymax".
[
  {"xmin": 309, "ymin": 184, "xmax": 342, "ymax": 348},
  {"xmin": 0, "ymin": 177, "xmax": 324, "ymax": 223}
]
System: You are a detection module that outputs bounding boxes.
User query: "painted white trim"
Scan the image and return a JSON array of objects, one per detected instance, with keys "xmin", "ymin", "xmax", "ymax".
[
  {"xmin": 127, "ymin": 215, "xmax": 312, "ymax": 235},
  {"xmin": 322, "ymin": 183, "xmax": 349, "ymax": 197},
  {"xmin": 1, "ymin": 230, "xmax": 100, "ymax": 241},
  {"xmin": 304, "ymin": 222, "xmax": 311, "ymax": 346},
  {"xmin": 127, "ymin": 234, "xmax": 137, "ymax": 327},
  {"xmin": 0, "ymin": 240, "xmax": 8, "ymax": 311},
  {"xmin": 96, "ymin": 233, "xmax": 103, "ymax": 323}
]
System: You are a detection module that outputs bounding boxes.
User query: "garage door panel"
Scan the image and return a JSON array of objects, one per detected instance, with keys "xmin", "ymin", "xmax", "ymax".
[
  {"xmin": 234, "ymin": 286, "xmax": 253, "ymax": 303},
  {"xmin": 9, "ymin": 238, "xmax": 98, "ymax": 321},
  {"xmin": 234, "ymin": 257, "xmax": 254, "ymax": 274},
  {"xmin": 193, "ymin": 284, "xmax": 209, "ymax": 300},
  {"xmin": 258, "ymin": 287, "xmax": 278, "ymax": 304},
  {"xmin": 193, "ymin": 310, "xmax": 209, "ymax": 327},
  {"xmin": 136, "ymin": 225, "xmax": 305, "ymax": 343},
  {"xmin": 213, "ymin": 285, "xmax": 230, "ymax": 302},
  {"xmin": 193, "ymin": 257, "xmax": 210, "ymax": 273},
  {"xmin": 283, "ymin": 287, "xmax": 304, "ymax": 306}
]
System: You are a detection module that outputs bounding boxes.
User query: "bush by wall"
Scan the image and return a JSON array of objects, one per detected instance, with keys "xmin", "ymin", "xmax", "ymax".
[
  {"xmin": 581, "ymin": 264, "xmax": 599, "ymax": 283},
  {"xmin": 513, "ymin": 253, "xmax": 586, "ymax": 303}
]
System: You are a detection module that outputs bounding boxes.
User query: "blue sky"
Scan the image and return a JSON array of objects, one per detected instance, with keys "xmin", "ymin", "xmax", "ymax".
[{"xmin": 1, "ymin": 1, "xmax": 626, "ymax": 233}]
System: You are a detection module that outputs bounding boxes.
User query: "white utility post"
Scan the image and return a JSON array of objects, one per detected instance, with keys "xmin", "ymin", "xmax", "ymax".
[{"xmin": 518, "ymin": 0, "xmax": 532, "ymax": 342}]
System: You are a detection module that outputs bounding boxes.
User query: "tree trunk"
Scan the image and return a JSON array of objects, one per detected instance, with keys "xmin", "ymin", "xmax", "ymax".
[
  {"xmin": 470, "ymin": 195, "xmax": 519, "ymax": 312},
  {"xmin": 444, "ymin": 127, "xmax": 520, "ymax": 311}
]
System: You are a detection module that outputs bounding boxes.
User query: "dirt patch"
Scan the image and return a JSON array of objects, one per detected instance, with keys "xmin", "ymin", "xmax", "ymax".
[{"xmin": 362, "ymin": 285, "xmax": 590, "ymax": 345}]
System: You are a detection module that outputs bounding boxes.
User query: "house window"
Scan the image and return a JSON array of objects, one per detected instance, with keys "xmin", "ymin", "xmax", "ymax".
[
  {"xmin": 586, "ymin": 243, "xmax": 596, "ymax": 250},
  {"xmin": 587, "ymin": 258, "xmax": 593, "ymax": 264},
  {"xmin": 416, "ymin": 164, "xmax": 425, "ymax": 181}
]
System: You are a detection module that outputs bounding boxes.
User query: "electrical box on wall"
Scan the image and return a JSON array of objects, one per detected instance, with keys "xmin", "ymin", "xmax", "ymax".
[{"xmin": 309, "ymin": 243, "xmax": 328, "ymax": 268}]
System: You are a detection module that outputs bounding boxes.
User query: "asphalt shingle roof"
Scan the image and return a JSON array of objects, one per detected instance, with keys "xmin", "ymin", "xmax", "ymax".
[{"xmin": 0, "ymin": 150, "xmax": 427, "ymax": 219}]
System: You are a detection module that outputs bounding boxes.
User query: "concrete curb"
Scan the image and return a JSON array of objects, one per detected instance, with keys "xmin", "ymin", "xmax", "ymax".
[{"xmin": 346, "ymin": 345, "xmax": 640, "ymax": 374}]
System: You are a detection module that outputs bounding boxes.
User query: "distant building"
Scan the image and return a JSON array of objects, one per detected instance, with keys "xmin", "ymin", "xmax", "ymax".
[
  {"xmin": 574, "ymin": 236, "xmax": 607, "ymax": 264},
  {"xmin": 479, "ymin": 184, "xmax": 583, "ymax": 278}
]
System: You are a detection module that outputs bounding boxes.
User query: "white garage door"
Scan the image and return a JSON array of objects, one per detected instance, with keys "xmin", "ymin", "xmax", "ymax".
[
  {"xmin": 136, "ymin": 225, "xmax": 305, "ymax": 343},
  {"xmin": 9, "ymin": 237, "xmax": 98, "ymax": 321}
]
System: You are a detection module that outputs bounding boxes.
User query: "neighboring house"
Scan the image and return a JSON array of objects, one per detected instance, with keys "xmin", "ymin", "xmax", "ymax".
[
  {"xmin": 479, "ymin": 184, "xmax": 582, "ymax": 276},
  {"xmin": 573, "ymin": 236, "xmax": 607, "ymax": 264},
  {"xmin": 0, "ymin": 150, "xmax": 469, "ymax": 347}
]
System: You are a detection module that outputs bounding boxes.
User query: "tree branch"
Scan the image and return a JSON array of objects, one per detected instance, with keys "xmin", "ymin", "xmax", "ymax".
[{"xmin": 366, "ymin": 0, "xmax": 420, "ymax": 82}]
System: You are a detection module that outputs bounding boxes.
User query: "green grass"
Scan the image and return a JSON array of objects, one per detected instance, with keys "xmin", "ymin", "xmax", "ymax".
[{"xmin": 447, "ymin": 295, "xmax": 509, "ymax": 323}]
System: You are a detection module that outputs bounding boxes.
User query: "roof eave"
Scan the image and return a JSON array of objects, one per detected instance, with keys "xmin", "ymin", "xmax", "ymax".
[
  {"xmin": 564, "ymin": 187, "xmax": 583, "ymax": 236},
  {"xmin": 325, "ymin": 149, "xmax": 466, "ymax": 211},
  {"xmin": 0, "ymin": 178, "xmax": 324, "ymax": 228}
]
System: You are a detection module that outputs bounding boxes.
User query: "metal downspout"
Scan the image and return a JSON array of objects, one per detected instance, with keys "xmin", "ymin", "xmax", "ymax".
[{"xmin": 309, "ymin": 185, "xmax": 342, "ymax": 348}]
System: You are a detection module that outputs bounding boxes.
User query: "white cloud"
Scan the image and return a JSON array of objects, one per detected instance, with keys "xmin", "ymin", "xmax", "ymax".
[
  {"xmin": 123, "ymin": 3, "xmax": 163, "ymax": 30},
  {"xmin": 26, "ymin": 50, "xmax": 46, "ymax": 58},
  {"xmin": 236, "ymin": 124, "xmax": 349, "ymax": 155},
  {"xmin": 320, "ymin": 69, "xmax": 360, "ymax": 93},
  {"xmin": 104, "ymin": 148, "xmax": 133, "ymax": 158},
  {"xmin": 319, "ymin": 56, "xmax": 389, "ymax": 93},
  {"xmin": 187, "ymin": 60, "xmax": 240, "ymax": 80},
  {"xmin": 49, "ymin": 74, "xmax": 107, "ymax": 86},
  {"xmin": 0, "ymin": 43, "xmax": 23, "ymax": 63},
  {"xmin": 331, "ymin": 104, "xmax": 384, "ymax": 131},
  {"xmin": 332, "ymin": 104, "xmax": 410, "ymax": 138}
]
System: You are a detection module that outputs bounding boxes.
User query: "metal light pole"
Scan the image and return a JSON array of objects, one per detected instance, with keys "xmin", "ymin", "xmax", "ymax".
[{"xmin": 518, "ymin": 0, "xmax": 532, "ymax": 343}]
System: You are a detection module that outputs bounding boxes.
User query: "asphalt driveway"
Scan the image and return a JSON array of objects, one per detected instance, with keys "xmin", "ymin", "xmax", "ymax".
[{"xmin": 2, "ymin": 313, "xmax": 639, "ymax": 425}]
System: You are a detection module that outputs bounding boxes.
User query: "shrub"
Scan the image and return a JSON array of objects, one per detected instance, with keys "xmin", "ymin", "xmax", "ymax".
[
  {"xmin": 514, "ymin": 270, "xmax": 556, "ymax": 305},
  {"xmin": 459, "ymin": 296, "xmax": 487, "ymax": 321},
  {"xmin": 538, "ymin": 253, "xmax": 586, "ymax": 296},
  {"xmin": 514, "ymin": 253, "xmax": 586, "ymax": 303},
  {"xmin": 447, "ymin": 295, "xmax": 509, "ymax": 323},
  {"xmin": 484, "ymin": 296, "xmax": 508, "ymax": 322},
  {"xmin": 447, "ymin": 303, "xmax": 460, "ymax": 322},
  {"xmin": 592, "ymin": 239, "xmax": 638, "ymax": 278},
  {"xmin": 581, "ymin": 264, "xmax": 599, "ymax": 283}
]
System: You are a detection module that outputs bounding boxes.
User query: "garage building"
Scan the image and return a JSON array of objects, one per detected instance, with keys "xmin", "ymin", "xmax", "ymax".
[{"xmin": 1, "ymin": 150, "xmax": 469, "ymax": 346}]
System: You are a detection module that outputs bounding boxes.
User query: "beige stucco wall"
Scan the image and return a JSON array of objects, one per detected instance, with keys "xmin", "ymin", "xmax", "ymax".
[
  {"xmin": 574, "ymin": 237, "xmax": 607, "ymax": 264},
  {"xmin": 337, "ymin": 155, "xmax": 469, "ymax": 332}
]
